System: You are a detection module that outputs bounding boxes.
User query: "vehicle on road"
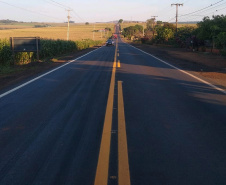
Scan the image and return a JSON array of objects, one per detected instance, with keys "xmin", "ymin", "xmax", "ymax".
[
  {"xmin": 106, "ymin": 39, "xmax": 114, "ymax": 46},
  {"xmin": 113, "ymin": 34, "xmax": 117, "ymax": 39}
]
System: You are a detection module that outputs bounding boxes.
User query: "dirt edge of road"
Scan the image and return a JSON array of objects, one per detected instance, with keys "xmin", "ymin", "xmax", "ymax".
[
  {"xmin": 0, "ymin": 46, "xmax": 101, "ymax": 92},
  {"xmin": 123, "ymin": 39, "xmax": 226, "ymax": 91}
]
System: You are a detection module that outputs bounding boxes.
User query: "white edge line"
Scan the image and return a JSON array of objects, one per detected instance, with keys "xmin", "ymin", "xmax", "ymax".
[
  {"xmin": 0, "ymin": 46, "xmax": 103, "ymax": 99},
  {"xmin": 122, "ymin": 40, "xmax": 226, "ymax": 95}
]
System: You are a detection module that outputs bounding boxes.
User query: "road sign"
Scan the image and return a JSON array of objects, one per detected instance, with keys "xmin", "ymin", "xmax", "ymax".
[{"xmin": 10, "ymin": 37, "xmax": 40, "ymax": 61}]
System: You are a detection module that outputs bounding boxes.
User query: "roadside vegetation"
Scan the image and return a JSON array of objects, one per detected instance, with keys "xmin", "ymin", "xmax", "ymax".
[
  {"xmin": 0, "ymin": 23, "xmax": 114, "ymax": 74},
  {"xmin": 122, "ymin": 15, "xmax": 226, "ymax": 56},
  {"xmin": 0, "ymin": 38, "xmax": 102, "ymax": 68}
]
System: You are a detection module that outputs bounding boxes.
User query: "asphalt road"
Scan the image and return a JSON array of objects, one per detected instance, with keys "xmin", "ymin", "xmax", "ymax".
[{"xmin": 1, "ymin": 27, "xmax": 226, "ymax": 185}]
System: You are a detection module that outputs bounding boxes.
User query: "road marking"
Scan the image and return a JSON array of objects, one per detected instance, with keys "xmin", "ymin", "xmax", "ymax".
[
  {"xmin": 123, "ymin": 41, "xmax": 226, "ymax": 95},
  {"xmin": 94, "ymin": 39, "xmax": 118, "ymax": 185},
  {"xmin": 118, "ymin": 60, "xmax": 121, "ymax": 68},
  {"xmin": 118, "ymin": 81, "xmax": 131, "ymax": 185},
  {"xmin": 0, "ymin": 46, "xmax": 103, "ymax": 99},
  {"xmin": 113, "ymin": 61, "xmax": 117, "ymax": 68}
]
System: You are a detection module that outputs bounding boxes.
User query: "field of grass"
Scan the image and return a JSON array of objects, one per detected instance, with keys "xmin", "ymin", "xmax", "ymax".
[
  {"xmin": 177, "ymin": 23, "xmax": 197, "ymax": 28},
  {"xmin": 0, "ymin": 25, "xmax": 33, "ymax": 29},
  {"xmin": 0, "ymin": 23, "xmax": 115, "ymax": 41}
]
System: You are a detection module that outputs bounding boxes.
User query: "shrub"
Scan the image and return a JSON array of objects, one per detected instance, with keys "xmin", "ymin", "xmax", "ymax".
[{"xmin": 156, "ymin": 27, "xmax": 174, "ymax": 43}]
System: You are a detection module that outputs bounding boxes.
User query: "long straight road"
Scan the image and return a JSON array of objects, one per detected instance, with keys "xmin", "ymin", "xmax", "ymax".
[{"xmin": 1, "ymin": 26, "xmax": 226, "ymax": 185}]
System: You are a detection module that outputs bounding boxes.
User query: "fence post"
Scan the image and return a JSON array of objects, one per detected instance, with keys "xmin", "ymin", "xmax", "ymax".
[{"xmin": 36, "ymin": 37, "xmax": 39, "ymax": 61}]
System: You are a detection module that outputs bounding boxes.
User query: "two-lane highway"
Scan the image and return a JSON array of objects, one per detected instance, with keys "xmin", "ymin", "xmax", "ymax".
[{"xmin": 1, "ymin": 26, "xmax": 226, "ymax": 185}]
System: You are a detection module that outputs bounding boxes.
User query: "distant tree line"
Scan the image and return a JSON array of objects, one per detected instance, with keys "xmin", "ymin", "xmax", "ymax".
[
  {"xmin": 34, "ymin": 24, "xmax": 51, "ymax": 28},
  {"xmin": 0, "ymin": 19, "xmax": 19, "ymax": 24}
]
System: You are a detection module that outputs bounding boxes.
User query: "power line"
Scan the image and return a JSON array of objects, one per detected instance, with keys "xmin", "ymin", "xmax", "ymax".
[
  {"xmin": 156, "ymin": 0, "xmax": 186, "ymax": 23},
  {"xmin": 49, "ymin": 0, "xmax": 85, "ymax": 22},
  {"xmin": 179, "ymin": 0, "xmax": 224, "ymax": 17},
  {"xmin": 42, "ymin": 0, "xmax": 85, "ymax": 23},
  {"xmin": 193, "ymin": 1, "xmax": 226, "ymax": 15},
  {"xmin": 42, "ymin": 0, "xmax": 64, "ymax": 9},
  {"xmin": 167, "ymin": 16, "xmax": 177, "ymax": 23},
  {"xmin": 178, "ymin": 2, "xmax": 226, "ymax": 22},
  {"xmin": 49, "ymin": 0, "xmax": 70, "ymax": 9},
  {"xmin": 216, "ymin": 5, "xmax": 226, "ymax": 12},
  {"xmin": 0, "ymin": 0, "xmax": 63, "ymax": 21},
  {"xmin": 72, "ymin": 10, "xmax": 85, "ymax": 22},
  {"xmin": 45, "ymin": 0, "xmax": 85, "ymax": 22}
]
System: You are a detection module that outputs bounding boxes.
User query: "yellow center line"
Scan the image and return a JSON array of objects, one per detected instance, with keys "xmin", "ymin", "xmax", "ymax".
[
  {"xmin": 94, "ymin": 39, "xmax": 118, "ymax": 185},
  {"xmin": 117, "ymin": 60, "xmax": 121, "ymax": 68},
  {"xmin": 118, "ymin": 81, "xmax": 131, "ymax": 185}
]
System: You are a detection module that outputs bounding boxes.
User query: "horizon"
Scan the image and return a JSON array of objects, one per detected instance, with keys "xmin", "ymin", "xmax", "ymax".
[{"xmin": 0, "ymin": 0, "xmax": 225, "ymax": 23}]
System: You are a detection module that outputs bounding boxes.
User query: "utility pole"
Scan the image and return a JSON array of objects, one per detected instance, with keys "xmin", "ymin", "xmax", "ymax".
[
  {"xmin": 151, "ymin": 16, "xmax": 158, "ymax": 36},
  {"xmin": 171, "ymin": 3, "xmax": 183, "ymax": 33},
  {"xmin": 93, "ymin": 23, "xmax": 95, "ymax": 40},
  {"xmin": 142, "ymin": 24, "xmax": 145, "ymax": 37},
  {"xmin": 66, "ymin": 9, "xmax": 72, "ymax": 41}
]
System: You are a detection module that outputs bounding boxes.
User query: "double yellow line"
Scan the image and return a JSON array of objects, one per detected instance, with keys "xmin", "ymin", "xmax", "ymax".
[
  {"xmin": 118, "ymin": 81, "xmax": 131, "ymax": 185},
  {"xmin": 94, "ymin": 39, "xmax": 130, "ymax": 185}
]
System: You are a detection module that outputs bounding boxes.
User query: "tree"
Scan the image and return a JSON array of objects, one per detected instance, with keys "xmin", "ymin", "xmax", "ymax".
[
  {"xmin": 122, "ymin": 24, "xmax": 143, "ymax": 39},
  {"xmin": 156, "ymin": 27, "xmax": 174, "ymax": 43},
  {"xmin": 163, "ymin": 22, "xmax": 176, "ymax": 32},
  {"xmin": 216, "ymin": 32, "xmax": 226, "ymax": 49},
  {"xmin": 196, "ymin": 15, "xmax": 226, "ymax": 41},
  {"xmin": 157, "ymin": 21, "xmax": 163, "ymax": 25},
  {"xmin": 118, "ymin": 19, "xmax": 123, "ymax": 24},
  {"xmin": 85, "ymin": 22, "xmax": 89, "ymax": 25},
  {"xmin": 144, "ymin": 30, "xmax": 154, "ymax": 39},
  {"xmin": 146, "ymin": 19, "xmax": 155, "ymax": 30}
]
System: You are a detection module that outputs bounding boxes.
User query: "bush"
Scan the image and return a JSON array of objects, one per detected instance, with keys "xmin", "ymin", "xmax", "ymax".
[{"xmin": 156, "ymin": 27, "xmax": 174, "ymax": 43}]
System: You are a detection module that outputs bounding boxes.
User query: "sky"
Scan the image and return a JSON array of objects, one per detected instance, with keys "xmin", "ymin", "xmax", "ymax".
[{"xmin": 0, "ymin": 0, "xmax": 225, "ymax": 23}]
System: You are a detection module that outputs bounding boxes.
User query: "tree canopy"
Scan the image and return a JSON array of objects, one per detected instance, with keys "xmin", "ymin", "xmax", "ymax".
[{"xmin": 118, "ymin": 19, "xmax": 123, "ymax": 23}]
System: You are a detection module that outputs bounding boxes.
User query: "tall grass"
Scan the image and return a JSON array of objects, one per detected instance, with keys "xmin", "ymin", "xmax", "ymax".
[
  {"xmin": 0, "ymin": 39, "xmax": 12, "ymax": 65},
  {"xmin": 0, "ymin": 38, "xmax": 103, "ymax": 66}
]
